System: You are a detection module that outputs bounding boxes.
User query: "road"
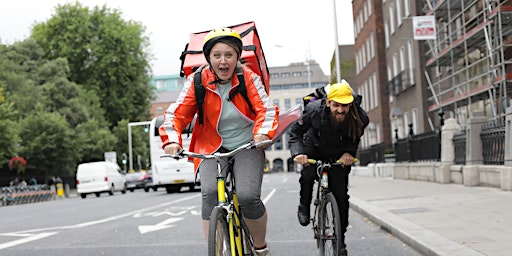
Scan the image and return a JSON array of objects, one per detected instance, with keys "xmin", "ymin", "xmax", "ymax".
[{"xmin": 0, "ymin": 172, "xmax": 423, "ymax": 256}]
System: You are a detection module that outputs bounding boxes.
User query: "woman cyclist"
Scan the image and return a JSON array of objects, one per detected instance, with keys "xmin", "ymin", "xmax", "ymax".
[{"xmin": 159, "ymin": 27, "xmax": 278, "ymax": 256}]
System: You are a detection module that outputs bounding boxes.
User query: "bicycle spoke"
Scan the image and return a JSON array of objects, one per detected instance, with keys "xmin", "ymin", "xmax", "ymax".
[
  {"xmin": 208, "ymin": 207, "xmax": 231, "ymax": 256},
  {"xmin": 318, "ymin": 193, "xmax": 342, "ymax": 256}
]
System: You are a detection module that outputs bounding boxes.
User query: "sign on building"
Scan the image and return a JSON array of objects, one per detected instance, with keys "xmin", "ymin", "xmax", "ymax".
[{"xmin": 413, "ymin": 16, "xmax": 437, "ymax": 40}]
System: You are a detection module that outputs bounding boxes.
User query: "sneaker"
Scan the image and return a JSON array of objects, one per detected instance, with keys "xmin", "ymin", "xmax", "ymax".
[
  {"xmin": 255, "ymin": 247, "xmax": 272, "ymax": 256},
  {"xmin": 297, "ymin": 204, "xmax": 310, "ymax": 226}
]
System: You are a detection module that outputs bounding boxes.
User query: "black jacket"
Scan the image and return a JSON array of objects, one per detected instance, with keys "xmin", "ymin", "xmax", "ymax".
[{"xmin": 288, "ymin": 98, "xmax": 369, "ymax": 162}]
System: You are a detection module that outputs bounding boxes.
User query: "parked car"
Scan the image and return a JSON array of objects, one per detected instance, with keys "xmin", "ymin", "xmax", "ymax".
[
  {"xmin": 143, "ymin": 169, "xmax": 157, "ymax": 192},
  {"xmin": 76, "ymin": 161, "xmax": 127, "ymax": 199},
  {"xmin": 125, "ymin": 170, "xmax": 151, "ymax": 192}
]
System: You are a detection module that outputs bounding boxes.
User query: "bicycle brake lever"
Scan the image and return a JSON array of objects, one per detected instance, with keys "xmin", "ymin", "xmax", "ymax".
[
  {"xmin": 254, "ymin": 140, "xmax": 273, "ymax": 149},
  {"xmin": 170, "ymin": 149, "xmax": 185, "ymax": 160}
]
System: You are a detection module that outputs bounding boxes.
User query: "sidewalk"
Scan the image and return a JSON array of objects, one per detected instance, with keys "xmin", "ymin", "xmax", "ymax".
[{"xmin": 348, "ymin": 175, "xmax": 512, "ymax": 256}]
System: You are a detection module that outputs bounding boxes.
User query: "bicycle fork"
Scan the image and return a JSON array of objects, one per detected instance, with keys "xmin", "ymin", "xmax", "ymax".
[{"xmin": 217, "ymin": 175, "xmax": 246, "ymax": 256}]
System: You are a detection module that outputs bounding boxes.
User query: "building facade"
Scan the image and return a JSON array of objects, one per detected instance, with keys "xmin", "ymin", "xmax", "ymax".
[
  {"xmin": 383, "ymin": 0, "xmax": 431, "ymax": 141},
  {"xmin": 353, "ymin": 0, "xmax": 393, "ymax": 151}
]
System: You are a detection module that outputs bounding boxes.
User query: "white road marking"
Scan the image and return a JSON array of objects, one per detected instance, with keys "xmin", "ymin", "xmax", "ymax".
[
  {"xmin": 138, "ymin": 217, "xmax": 183, "ymax": 234},
  {"xmin": 0, "ymin": 193, "xmax": 201, "ymax": 250},
  {"xmin": 263, "ymin": 189, "xmax": 276, "ymax": 204},
  {"xmin": 0, "ymin": 232, "xmax": 58, "ymax": 250}
]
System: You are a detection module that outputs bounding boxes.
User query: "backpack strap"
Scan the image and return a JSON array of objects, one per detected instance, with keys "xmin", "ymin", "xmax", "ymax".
[
  {"xmin": 228, "ymin": 64, "xmax": 255, "ymax": 114},
  {"xmin": 193, "ymin": 65, "xmax": 207, "ymax": 125}
]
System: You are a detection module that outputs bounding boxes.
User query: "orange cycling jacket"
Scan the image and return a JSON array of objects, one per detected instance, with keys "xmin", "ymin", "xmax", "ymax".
[{"xmin": 159, "ymin": 65, "xmax": 279, "ymax": 171}]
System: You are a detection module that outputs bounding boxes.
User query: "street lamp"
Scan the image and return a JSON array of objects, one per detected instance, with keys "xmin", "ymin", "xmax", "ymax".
[{"xmin": 275, "ymin": 44, "xmax": 312, "ymax": 88}]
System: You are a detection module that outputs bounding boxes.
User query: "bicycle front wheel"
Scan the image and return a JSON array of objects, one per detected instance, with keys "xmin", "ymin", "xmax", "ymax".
[
  {"xmin": 318, "ymin": 193, "xmax": 342, "ymax": 256},
  {"xmin": 208, "ymin": 207, "xmax": 231, "ymax": 256}
]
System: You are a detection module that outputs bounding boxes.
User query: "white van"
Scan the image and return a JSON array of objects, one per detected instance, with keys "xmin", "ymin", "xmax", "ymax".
[
  {"xmin": 76, "ymin": 161, "xmax": 127, "ymax": 199},
  {"xmin": 148, "ymin": 116, "xmax": 199, "ymax": 193}
]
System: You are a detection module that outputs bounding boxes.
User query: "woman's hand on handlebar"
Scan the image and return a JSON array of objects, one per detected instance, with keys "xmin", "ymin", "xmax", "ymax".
[{"xmin": 164, "ymin": 142, "xmax": 182, "ymax": 155}]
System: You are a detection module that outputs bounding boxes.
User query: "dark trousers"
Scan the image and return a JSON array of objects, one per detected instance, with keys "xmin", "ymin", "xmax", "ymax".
[{"xmin": 299, "ymin": 164, "xmax": 350, "ymax": 236}]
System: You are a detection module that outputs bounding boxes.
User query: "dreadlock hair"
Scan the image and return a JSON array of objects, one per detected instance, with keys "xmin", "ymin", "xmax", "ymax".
[{"xmin": 345, "ymin": 105, "xmax": 364, "ymax": 142}]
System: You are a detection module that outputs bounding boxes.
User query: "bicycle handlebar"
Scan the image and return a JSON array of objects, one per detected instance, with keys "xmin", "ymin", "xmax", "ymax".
[
  {"xmin": 306, "ymin": 158, "xmax": 359, "ymax": 165},
  {"xmin": 161, "ymin": 140, "xmax": 273, "ymax": 160}
]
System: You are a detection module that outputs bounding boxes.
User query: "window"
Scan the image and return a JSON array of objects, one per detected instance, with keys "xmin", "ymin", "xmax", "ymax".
[
  {"xmin": 156, "ymin": 106, "xmax": 164, "ymax": 113},
  {"xmin": 400, "ymin": 46, "xmax": 405, "ymax": 73},
  {"xmin": 373, "ymin": 74, "xmax": 378, "ymax": 108},
  {"xmin": 389, "ymin": 4, "xmax": 395, "ymax": 34},
  {"xmin": 281, "ymin": 72, "xmax": 290, "ymax": 78},
  {"xmin": 156, "ymin": 80, "xmax": 166, "ymax": 91},
  {"xmin": 404, "ymin": 0, "xmax": 410, "ymax": 16},
  {"xmin": 370, "ymin": 33, "xmax": 375, "ymax": 59},
  {"xmin": 270, "ymin": 73, "xmax": 280, "ymax": 78},
  {"xmin": 284, "ymin": 98, "xmax": 291, "ymax": 110},
  {"xmin": 368, "ymin": 0, "xmax": 372, "ymax": 17},
  {"xmin": 272, "ymin": 99, "xmax": 280, "ymax": 108},
  {"xmin": 295, "ymin": 97, "xmax": 302, "ymax": 105},
  {"xmin": 385, "ymin": 23, "xmax": 390, "ymax": 48},
  {"xmin": 292, "ymin": 72, "xmax": 301, "ymax": 77},
  {"xmin": 396, "ymin": 0, "xmax": 402, "ymax": 26},
  {"xmin": 412, "ymin": 108, "xmax": 418, "ymax": 134},
  {"xmin": 407, "ymin": 40, "xmax": 415, "ymax": 84}
]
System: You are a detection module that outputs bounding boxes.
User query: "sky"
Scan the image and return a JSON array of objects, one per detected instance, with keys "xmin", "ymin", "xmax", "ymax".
[{"xmin": 0, "ymin": 0, "xmax": 355, "ymax": 76}]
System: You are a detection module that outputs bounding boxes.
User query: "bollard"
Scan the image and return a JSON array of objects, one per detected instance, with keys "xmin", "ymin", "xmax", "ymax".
[{"xmin": 56, "ymin": 183, "xmax": 64, "ymax": 198}]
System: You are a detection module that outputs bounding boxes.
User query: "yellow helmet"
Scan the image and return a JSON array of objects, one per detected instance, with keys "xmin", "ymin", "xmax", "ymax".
[{"xmin": 203, "ymin": 28, "xmax": 243, "ymax": 61}]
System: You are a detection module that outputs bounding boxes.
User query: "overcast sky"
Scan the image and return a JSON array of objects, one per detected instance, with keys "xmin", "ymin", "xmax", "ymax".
[{"xmin": 0, "ymin": 0, "xmax": 355, "ymax": 76}]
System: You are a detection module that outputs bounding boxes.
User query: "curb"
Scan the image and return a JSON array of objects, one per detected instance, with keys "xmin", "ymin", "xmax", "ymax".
[{"xmin": 349, "ymin": 196, "xmax": 486, "ymax": 256}]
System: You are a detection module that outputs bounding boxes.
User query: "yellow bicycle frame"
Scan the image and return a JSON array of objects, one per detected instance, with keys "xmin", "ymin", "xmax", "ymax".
[{"xmin": 218, "ymin": 176, "xmax": 244, "ymax": 256}]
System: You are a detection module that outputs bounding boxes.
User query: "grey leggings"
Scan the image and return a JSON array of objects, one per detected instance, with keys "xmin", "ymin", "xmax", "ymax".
[{"xmin": 199, "ymin": 147, "xmax": 266, "ymax": 220}]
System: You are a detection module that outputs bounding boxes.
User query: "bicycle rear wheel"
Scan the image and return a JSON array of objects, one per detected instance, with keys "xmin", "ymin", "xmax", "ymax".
[
  {"xmin": 318, "ymin": 193, "xmax": 342, "ymax": 256},
  {"xmin": 208, "ymin": 207, "xmax": 231, "ymax": 256}
]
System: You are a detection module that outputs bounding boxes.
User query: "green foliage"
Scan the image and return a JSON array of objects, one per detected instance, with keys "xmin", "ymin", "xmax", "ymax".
[
  {"xmin": 31, "ymin": 2, "xmax": 153, "ymax": 126},
  {"xmin": 0, "ymin": 2, "xmax": 155, "ymax": 180},
  {"xmin": 75, "ymin": 119, "xmax": 118, "ymax": 163},
  {"xmin": 19, "ymin": 110, "xmax": 79, "ymax": 177},
  {"xmin": 0, "ymin": 88, "xmax": 20, "ymax": 166}
]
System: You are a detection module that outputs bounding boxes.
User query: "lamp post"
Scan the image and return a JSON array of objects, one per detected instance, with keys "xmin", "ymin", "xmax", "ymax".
[{"xmin": 275, "ymin": 44, "xmax": 312, "ymax": 88}]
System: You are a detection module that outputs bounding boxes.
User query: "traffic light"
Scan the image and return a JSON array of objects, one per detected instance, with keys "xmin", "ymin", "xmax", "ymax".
[{"xmin": 122, "ymin": 153, "xmax": 127, "ymax": 165}]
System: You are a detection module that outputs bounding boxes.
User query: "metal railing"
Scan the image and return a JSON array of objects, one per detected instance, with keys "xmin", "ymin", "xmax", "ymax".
[
  {"xmin": 481, "ymin": 118, "xmax": 505, "ymax": 165},
  {"xmin": 453, "ymin": 130, "xmax": 466, "ymax": 165}
]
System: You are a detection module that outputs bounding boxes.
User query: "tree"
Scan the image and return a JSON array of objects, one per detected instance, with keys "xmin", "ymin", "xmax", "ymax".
[
  {"xmin": 31, "ymin": 2, "xmax": 154, "ymax": 126},
  {"xmin": 75, "ymin": 119, "xmax": 118, "ymax": 163},
  {"xmin": 19, "ymin": 110, "xmax": 79, "ymax": 177},
  {"xmin": 0, "ymin": 87, "xmax": 19, "ymax": 166}
]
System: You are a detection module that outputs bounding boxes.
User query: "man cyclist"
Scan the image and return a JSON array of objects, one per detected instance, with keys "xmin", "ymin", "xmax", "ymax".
[{"xmin": 288, "ymin": 81, "xmax": 369, "ymax": 255}]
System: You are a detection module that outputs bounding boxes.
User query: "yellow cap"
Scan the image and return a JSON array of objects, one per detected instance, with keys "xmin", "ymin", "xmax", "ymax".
[{"xmin": 327, "ymin": 81, "xmax": 354, "ymax": 104}]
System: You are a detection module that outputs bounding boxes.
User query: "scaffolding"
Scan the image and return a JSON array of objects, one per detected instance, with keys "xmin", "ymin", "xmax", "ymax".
[{"xmin": 423, "ymin": 0, "xmax": 512, "ymax": 123}]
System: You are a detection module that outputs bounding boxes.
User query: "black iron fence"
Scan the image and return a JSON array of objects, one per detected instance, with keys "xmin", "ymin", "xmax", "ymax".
[
  {"xmin": 453, "ymin": 130, "xmax": 466, "ymax": 165},
  {"xmin": 394, "ymin": 131, "xmax": 441, "ymax": 162},
  {"xmin": 481, "ymin": 118, "xmax": 505, "ymax": 165},
  {"xmin": 357, "ymin": 142, "xmax": 384, "ymax": 166}
]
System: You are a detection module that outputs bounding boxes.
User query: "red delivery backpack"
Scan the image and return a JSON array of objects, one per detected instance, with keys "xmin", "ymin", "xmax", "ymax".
[{"xmin": 179, "ymin": 21, "xmax": 270, "ymax": 94}]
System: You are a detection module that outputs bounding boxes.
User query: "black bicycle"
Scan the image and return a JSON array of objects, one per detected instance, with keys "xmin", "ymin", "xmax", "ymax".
[{"xmin": 307, "ymin": 158, "xmax": 353, "ymax": 256}]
